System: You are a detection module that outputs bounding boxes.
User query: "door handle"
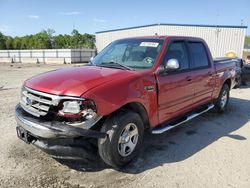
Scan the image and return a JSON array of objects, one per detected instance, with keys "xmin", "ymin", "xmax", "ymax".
[{"xmin": 186, "ymin": 76, "xmax": 192, "ymax": 81}]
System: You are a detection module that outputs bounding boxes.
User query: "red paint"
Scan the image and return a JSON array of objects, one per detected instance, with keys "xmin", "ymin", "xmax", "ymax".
[
  {"xmin": 25, "ymin": 66, "xmax": 135, "ymax": 96},
  {"xmin": 24, "ymin": 36, "xmax": 236, "ymax": 128}
]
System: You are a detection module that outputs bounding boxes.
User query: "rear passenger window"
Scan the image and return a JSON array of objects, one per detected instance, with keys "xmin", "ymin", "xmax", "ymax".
[
  {"xmin": 188, "ymin": 42, "xmax": 209, "ymax": 68},
  {"xmin": 164, "ymin": 41, "xmax": 189, "ymax": 70}
]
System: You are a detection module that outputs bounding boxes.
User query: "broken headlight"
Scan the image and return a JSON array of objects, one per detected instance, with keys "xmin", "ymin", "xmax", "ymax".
[
  {"xmin": 60, "ymin": 101, "xmax": 81, "ymax": 114},
  {"xmin": 58, "ymin": 99, "xmax": 101, "ymax": 129}
]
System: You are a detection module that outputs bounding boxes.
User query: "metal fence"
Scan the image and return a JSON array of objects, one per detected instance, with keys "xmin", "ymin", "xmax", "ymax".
[{"xmin": 0, "ymin": 49, "xmax": 96, "ymax": 64}]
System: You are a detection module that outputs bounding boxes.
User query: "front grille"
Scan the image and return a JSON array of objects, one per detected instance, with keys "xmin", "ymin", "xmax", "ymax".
[{"xmin": 20, "ymin": 87, "xmax": 53, "ymax": 117}]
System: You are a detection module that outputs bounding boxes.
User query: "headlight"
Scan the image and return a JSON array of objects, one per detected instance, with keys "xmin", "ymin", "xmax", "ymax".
[
  {"xmin": 58, "ymin": 99, "xmax": 101, "ymax": 129},
  {"xmin": 58, "ymin": 99, "xmax": 97, "ymax": 120},
  {"xmin": 61, "ymin": 101, "xmax": 81, "ymax": 114}
]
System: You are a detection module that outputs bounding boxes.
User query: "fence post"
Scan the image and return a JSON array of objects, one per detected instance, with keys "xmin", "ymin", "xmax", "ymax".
[
  {"xmin": 43, "ymin": 50, "xmax": 45, "ymax": 64},
  {"xmin": 80, "ymin": 49, "xmax": 82, "ymax": 63},
  {"xmin": 18, "ymin": 50, "xmax": 21, "ymax": 63}
]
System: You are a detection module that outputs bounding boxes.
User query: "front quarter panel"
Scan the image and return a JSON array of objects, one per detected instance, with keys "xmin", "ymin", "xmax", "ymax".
[{"xmin": 82, "ymin": 72, "xmax": 158, "ymax": 127}]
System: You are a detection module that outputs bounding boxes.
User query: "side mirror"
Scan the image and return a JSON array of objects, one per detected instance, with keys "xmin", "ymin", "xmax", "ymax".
[
  {"xmin": 90, "ymin": 56, "xmax": 94, "ymax": 62},
  {"xmin": 165, "ymin": 59, "xmax": 180, "ymax": 70},
  {"xmin": 89, "ymin": 56, "xmax": 95, "ymax": 65}
]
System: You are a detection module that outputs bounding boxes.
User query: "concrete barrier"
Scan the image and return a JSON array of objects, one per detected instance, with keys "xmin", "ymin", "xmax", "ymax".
[
  {"xmin": 20, "ymin": 58, "xmax": 38, "ymax": 64},
  {"xmin": 0, "ymin": 58, "xmax": 12, "ymax": 63},
  {"xmin": 0, "ymin": 49, "xmax": 96, "ymax": 64},
  {"xmin": 46, "ymin": 58, "xmax": 67, "ymax": 64}
]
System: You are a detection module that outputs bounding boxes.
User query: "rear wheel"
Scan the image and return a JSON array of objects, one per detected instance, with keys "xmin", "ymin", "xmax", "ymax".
[
  {"xmin": 98, "ymin": 111, "xmax": 144, "ymax": 168},
  {"xmin": 214, "ymin": 84, "xmax": 230, "ymax": 113}
]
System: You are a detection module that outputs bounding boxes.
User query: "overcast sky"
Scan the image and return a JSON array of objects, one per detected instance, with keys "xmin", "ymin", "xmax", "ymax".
[{"xmin": 0, "ymin": 0, "xmax": 249, "ymax": 36}]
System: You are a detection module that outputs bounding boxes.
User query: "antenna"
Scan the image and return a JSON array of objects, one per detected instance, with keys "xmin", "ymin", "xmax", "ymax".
[{"xmin": 216, "ymin": 13, "xmax": 220, "ymax": 26}]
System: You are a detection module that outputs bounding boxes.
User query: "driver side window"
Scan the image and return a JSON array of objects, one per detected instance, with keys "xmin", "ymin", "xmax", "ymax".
[{"xmin": 164, "ymin": 41, "xmax": 189, "ymax": 70}]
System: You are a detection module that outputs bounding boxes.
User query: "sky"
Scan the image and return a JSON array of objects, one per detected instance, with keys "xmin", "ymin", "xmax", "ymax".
[{"xmin": 0, "ymin": 0, "xmax": 249, "ymax": 37}]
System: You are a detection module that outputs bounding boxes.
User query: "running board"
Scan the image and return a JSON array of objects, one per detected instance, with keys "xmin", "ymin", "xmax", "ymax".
[{"xmin": 152, "ymin": 103, "xmax": 214, "ymax": 134}]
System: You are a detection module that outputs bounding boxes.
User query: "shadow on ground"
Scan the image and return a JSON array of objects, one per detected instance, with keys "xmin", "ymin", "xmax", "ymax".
[{"xmin": 55, "ymin": 97, "xmax": 249, "ymax": 173}]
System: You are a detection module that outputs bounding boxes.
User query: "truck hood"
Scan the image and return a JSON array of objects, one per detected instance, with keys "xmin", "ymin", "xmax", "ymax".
[{"xmin": 25, "ymin": 65, "xmax": 134, "ymax": 96}]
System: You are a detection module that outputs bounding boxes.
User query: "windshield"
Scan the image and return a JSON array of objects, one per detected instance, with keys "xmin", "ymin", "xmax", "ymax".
[{"xmin": 92, "ymin": 38, "xmax": 164, "ymax": 70}]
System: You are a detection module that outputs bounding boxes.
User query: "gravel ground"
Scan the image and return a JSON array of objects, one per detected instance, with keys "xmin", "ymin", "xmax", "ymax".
[{"xmin": 0, "ymin": 63, "xmax": 250, "ymax": 188}]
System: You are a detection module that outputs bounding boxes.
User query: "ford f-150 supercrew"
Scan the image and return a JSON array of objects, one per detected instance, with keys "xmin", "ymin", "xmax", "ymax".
[{"xmin": 15, "ymin": 36, "xmax": 236, "ymax": 168}]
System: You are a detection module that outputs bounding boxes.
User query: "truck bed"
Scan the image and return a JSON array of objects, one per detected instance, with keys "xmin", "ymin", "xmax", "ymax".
[
  {"xmin": 213, "ymin": 58, "xmax": 236, "ymax": 89},
  {"xmin": 214, "ymin": 58, "xmax": 236, "ymax": 72}
]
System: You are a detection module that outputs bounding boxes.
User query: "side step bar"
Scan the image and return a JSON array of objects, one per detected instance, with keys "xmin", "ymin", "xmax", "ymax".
[{"xmin": 152, "ymin": 103, "xmax": 214, "ymax": 134}]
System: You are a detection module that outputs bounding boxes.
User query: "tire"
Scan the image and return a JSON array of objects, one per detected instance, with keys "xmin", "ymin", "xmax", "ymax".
[
  {"xmin": 98, "ymin": 110, "xmax": 144, "ymax": 168},
  {"xmin": 214, "ymin": 84, "xmax": 230, "ymax": 113}
]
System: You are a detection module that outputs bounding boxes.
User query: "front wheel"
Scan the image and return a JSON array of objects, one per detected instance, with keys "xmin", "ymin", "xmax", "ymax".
[
  {"xmin": 214, "ymin": 84, "xmax": 230, "ymax": 113},
  {"xmin": 98, "ymin": 111, "xmax": 144, "ymax": 168}
]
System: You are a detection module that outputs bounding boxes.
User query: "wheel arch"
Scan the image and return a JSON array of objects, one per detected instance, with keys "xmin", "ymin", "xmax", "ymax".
[
  {"xmin": 224, "ymin": 78, "xmax": 232, "ymax": 89},
  {"xmin": 120, "ymin": 102, "xmax": 150, "ymax": 129}
]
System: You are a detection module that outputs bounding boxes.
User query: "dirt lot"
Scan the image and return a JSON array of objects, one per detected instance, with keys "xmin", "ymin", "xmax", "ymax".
[{"xmin": 0, "ymin": 63, "xmax": 250, "ymax": 188}]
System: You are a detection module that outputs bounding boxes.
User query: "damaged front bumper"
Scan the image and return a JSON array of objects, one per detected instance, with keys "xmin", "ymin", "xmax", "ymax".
[
  {"xmin": 15, "ymin": 104, "xmax": 106, "ymax": 158},
  {"xmin": 16, "ymin": 105, "xmax": 106, "ymax": 142}
]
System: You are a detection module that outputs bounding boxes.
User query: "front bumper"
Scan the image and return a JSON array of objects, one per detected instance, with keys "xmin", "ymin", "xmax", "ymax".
[{"xmin": 15, "ymin": 104, "xmax": 107, "ymax": 140}]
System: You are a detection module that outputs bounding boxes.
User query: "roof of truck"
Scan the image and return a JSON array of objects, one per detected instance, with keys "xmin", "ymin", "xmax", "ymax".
[{"xmin": 116, "ymin": 35, "xmax": 204, "ymax": 41}]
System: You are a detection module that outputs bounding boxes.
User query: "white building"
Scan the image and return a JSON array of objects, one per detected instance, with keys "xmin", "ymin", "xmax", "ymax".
[{"xmin": 96, "ymin": 23, "xmax": 247, "ymax": 58}]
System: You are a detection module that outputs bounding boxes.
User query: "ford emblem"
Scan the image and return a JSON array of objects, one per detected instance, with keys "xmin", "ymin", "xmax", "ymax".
[{"xmin": 26, "ymin": 97, "xmax": 33, "ymax": 105}]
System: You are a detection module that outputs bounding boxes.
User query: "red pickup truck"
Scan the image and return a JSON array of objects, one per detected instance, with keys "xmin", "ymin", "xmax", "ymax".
[{"xmin": 15, "ymin": 36, "xmax": 236, "ymax": 168}]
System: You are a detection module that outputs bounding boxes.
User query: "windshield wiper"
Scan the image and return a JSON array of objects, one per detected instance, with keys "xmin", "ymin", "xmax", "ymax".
[{"xmin": 99, "ymin": 61, "xmax": 133, "ymax": 71}]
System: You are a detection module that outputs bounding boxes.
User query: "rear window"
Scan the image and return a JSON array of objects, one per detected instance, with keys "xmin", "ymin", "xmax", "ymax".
[{"xmin": 188, "ymin": 42, "xmax": 209, "ymax": 68}]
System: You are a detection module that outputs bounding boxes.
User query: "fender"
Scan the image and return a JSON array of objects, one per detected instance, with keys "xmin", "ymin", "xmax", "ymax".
[
  {"xmin": 82, "ymin": 71, "xmax": 159, "ymax": 127},
  {"xmin": 213, "ymin": 64, "xmax": 236, "ymax": 99}
]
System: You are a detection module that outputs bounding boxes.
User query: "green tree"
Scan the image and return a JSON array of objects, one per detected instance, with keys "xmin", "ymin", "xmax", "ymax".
[
  {"xmin": 0, "ymin": 32, "xmax": 6, "ymax": 49},
  {"xmin": 0, "ymin": 29, "xmax": 95, "ymax": 50},
  {"xmin": 245, "ymin": 36, "xmax": 250, "ymax": 49},
  {"xmin": 83, "ymin": 33, "xmax": 95, "ymax": 49},
  {"xmin": 5, "ymin": 36, "xmax": 14, "ymax": 49},
  {"xmin": 71, "ymin": 29, "xmax": 81, "ymax": 48},
  {"xmin": 13, "ymin": 37, "xmax": 21, "ymax": 49},
  {"xmin": 46, "ymin": 28, "xmax": 55, "ymax": 49},
  {"xmin": 33, "ymin": 31, "xmax": 50, "ymax": 49},
  {"xmin": 54, "ymin": 34, "xmax": 64, "ymax": 49},
  {"xmin": 20, "ymin": 36, "xmax": 29, "ymax": 49}
]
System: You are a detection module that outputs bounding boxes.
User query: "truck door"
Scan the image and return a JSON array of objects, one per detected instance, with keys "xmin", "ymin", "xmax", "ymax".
[
  {"xmin": 156, "ymin": 41, "xmax": 195, "ymax": 123},
  {"xmin": 187, "ymin": 41, "xmax": 215, "ymax": 107}
]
